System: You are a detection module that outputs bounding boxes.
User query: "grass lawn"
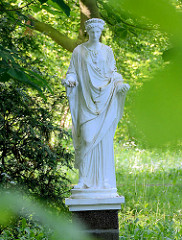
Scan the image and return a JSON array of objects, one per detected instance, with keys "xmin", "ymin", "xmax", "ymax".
[{"xmin": 115, "ymin": 143, "xmax": 182, "ymax": 239}]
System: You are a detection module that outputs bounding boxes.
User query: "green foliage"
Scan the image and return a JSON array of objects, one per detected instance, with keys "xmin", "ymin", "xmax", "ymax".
[
  {"xmin": 0, "ymin": 191, "xmax": 92, "ymax": 240},
  {"xmin": 37, "ymin": 0, "xmax": 71, "ymax": 16},
  {"xmin": 98, "ymin": 0, "xmax": 155, "ymax": 39},
  {"xmin": 0, "ymin": 217, "xmax": 50, "ymax": 239},
  {"xmin": 111, "ymin": 0, "xmax": 181, "ymax": 33},
  {"xmin": 108, "ymin": 0, "xmax": 182, "ymax": 147},
  {"xmin": 0, "ymin": 82, "xmax": 73, "ymax": 206},
  {"xmin": 131, "ymin": 61, "xmax": 182, "ymax": 147},
  {"xmin": 119, "ymin": 216, "xmax": 181, "ymax": 239},
  {"xmin": 0, "ymin": 12, "xmax": 52, "ymax": 100}
]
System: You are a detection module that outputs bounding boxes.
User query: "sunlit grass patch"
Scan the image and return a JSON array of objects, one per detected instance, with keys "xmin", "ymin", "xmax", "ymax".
[{"xmin": 115, "ymin": 144, "xmax": 182, "ymax": 238}]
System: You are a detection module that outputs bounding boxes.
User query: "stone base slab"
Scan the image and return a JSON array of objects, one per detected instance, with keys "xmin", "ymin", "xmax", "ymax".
[
  {"xmin": 65, "ymin": 196, "xmax": 125, "ymax": 211},
  {"xmin": 72, "ymin": 210, "xmax": 120, "ymax": 240},
  {"xmin": 70, "ymin": 188, "xmax": 118, "ymax": 199}
]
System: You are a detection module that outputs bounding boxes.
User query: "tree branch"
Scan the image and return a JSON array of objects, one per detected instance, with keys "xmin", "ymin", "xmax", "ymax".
[
  {"xmin": 30, "ymin": 17, "xmax": 82, "ymax": 52},
  {"xmin": 26, "ymin": 1, "xmax": 101, "ymax": 51},
  {"xmin": 118, "ymin": 18, "xmax": 157, "ymax": 31},
  {"xmin": 102, "ymin": 13, "xmax": 157, "ymax": 31}
]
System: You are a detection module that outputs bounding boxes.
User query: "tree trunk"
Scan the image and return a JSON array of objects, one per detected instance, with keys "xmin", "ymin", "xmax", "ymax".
[
  {"xmin": 79, "ymin": 0, "xmax": 100, "ymax": 40},
  {"xmin": 30, "ymin": 18, "xmax": 81, "ymax": 52}
]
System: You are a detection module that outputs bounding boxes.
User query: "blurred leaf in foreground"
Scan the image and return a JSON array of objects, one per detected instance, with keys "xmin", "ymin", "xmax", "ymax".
[
  {"xmin": 109, "ymin": 0, "xmax": 182, "ymax": 34},
  {"xmin": 0, "ymin": 190, "xmax": 92, "ymax": 240},
  {"xmin": 130, "ymin": 60, "xmax": 182, "ymax": 146},
  {"xmin": 110, "ymin": 0, "xmax": 182, "ymax": 146}
]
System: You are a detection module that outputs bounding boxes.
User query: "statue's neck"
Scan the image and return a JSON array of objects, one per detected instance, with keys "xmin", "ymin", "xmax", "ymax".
[{"xmin": 86, "ymin": 40, "xmax": 101, "ymax": 50}]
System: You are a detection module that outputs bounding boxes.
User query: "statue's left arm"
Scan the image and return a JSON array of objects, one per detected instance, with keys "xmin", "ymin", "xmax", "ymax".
[{"xmin": 109, "ymin": 47, "xmax": 130, "ymax": 93}]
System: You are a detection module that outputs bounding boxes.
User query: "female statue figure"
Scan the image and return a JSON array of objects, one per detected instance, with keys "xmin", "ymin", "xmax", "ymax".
[{"xmin": 63, "ymin": 18, "xmax": 129, "ymax": 192}]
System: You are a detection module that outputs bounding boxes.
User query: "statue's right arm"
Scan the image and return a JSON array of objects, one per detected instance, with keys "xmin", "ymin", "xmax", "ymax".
[{"xmin": 62, "ymin": 51, "xmax": 78, "ymax": 88}]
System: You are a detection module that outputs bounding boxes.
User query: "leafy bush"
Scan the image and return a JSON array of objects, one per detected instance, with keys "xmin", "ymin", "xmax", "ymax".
[
  {"xmin": 0, "ymin": 6, "xmax": 73, "ymax": 208},
  {"xmin": 0, "ymin": 82, "xmax": 73, "ymax": 207},
  {"xmin": 0, "ymin": 217, "xmax": 50, "ymax": 240}
]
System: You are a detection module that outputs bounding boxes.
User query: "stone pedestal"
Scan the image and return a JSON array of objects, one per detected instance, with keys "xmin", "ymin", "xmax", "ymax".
[{"xmin": 65, "ymin": 196, "xmax": 124, "ymax": 240}]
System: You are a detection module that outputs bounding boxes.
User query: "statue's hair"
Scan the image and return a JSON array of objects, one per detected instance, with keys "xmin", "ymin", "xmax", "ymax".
[{"xmin": 85, "ymin": 18, "xmax": 105, "ymax": 32}]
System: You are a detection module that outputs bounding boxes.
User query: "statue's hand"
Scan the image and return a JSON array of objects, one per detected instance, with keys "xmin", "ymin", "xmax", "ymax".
[
  {"xmin": 117, "ymin": 83, "xmax": 130, "ymax": 93},
  {"xmin": 68, "ymin": 79, "xmax": 77, "ymax": 87},
  {"xmin": 62, "ymin": 77, "xmax": 78, "ymax": 88},
  {"xmin": 121, "ymin": 83, "xmax": 130, "ymax": 92}
]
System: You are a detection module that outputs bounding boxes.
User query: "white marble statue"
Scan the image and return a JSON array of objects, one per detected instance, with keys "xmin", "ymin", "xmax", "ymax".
[{"xmin": 63, "ymin": 18, "xmax": 130, "ymax": 192}]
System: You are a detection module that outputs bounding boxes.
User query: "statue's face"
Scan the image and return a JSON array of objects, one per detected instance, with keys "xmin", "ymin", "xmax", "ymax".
[{"xmin": 88, "ymin": 27, "xmax": 102, "ymax": 42}]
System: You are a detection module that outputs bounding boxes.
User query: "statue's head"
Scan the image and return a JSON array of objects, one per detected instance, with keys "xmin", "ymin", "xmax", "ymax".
[
  {"xmin": 85, "ymin": 18, "xmax": 105, "ymax": 33},
  {"xmin": 85, "ymin": 18, "xmax": 105, "ymax": 42}
]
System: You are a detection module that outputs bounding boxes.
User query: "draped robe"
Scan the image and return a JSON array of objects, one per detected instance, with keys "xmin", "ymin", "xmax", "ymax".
[{"xmin": 65, "ymin": 43, "xmax": 127, "ymax": 189}]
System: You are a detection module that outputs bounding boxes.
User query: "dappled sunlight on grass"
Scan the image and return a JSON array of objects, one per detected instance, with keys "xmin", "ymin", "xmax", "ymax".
[{"xmin": 115, "ymin": 143, "xmax": 182, "ymax": 238}]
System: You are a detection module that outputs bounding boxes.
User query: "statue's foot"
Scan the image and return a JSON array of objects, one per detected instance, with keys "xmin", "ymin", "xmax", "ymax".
[
  {"xmin": 74, "ymin": 179, "xmax": 87, "ymax": 189},
  {"xmin": 74, "ymin": 183, "xmax": 85, "ymax": 189}
]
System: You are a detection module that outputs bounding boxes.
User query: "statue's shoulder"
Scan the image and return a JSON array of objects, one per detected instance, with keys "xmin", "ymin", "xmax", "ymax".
[
  {"xmin": 73, "ymin": 44, "xmax": 83, "ymax": 52},
  {"xmin": 101, "ymin": 44, "xmax": 113, "ymax": 54}
]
